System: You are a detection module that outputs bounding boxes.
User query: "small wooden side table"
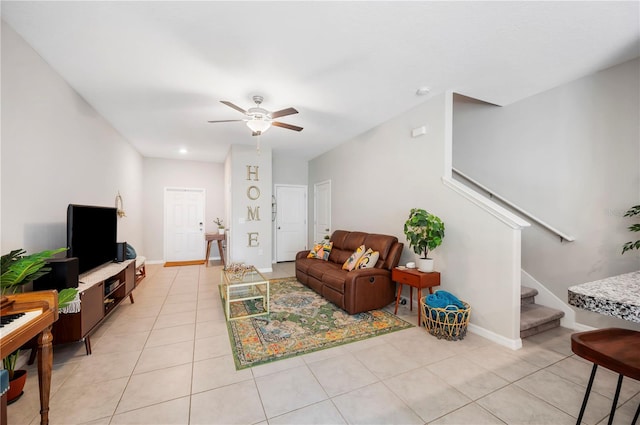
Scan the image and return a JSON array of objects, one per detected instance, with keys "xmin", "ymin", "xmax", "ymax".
[
  {"xmin": 205, "ymin": 232, "xmax": 226, "ymax": 267},
  {"xmin": 392, "ymin": 268, "xmax": 441, "ymax": 326}
]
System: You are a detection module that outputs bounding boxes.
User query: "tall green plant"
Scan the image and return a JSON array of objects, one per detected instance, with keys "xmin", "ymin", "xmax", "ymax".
[
  {"xmin": 403, "ymin": 208, "xmax": 445, "ymax": 259},
  {"xmin": 622, "ymin": 204, "xmax": 640, "ymax": 254}
]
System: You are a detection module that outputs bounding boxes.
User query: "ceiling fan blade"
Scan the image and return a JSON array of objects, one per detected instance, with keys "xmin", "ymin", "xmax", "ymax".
[
  {"xmin": 270, "ymin": 107, "xmax": 298, "ymax": 119},
  {"xmin": 207, "ymin": 119, "xmax": 244, "ymax": 123},
  {"xmin": 220, "ymin": 101, "xmax": 247, "ymax": 114},
  {"xmin": 272, "ymin": 121, "xmax": 303, "ymax": 132}
]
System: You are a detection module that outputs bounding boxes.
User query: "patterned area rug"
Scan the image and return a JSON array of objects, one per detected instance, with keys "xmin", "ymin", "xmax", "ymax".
[{"xmin": 224, "ymin": 277, "xmax": 413, "ymax": 369}]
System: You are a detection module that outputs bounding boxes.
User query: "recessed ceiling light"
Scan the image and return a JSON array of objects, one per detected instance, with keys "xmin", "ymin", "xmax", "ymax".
[
  {"xmin": 179, "ymin": 148, "xmax": 188, "ymax": 154},
  {"xmin": 416, "ymin": 87, "xmax": 431, "ymax": 96}
]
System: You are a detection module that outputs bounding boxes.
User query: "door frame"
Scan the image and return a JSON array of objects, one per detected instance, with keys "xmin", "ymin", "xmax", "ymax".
[
  {"xmin": 313, "ymin": 179, "xmax": 332, "ymax": 244},
  {"xmin": 163, "ymin": 187, "xmax": 206, "ymax": 262},
  {"xmin": 273, "ymin": 184, "xmax": 308, "ymax": 262}
]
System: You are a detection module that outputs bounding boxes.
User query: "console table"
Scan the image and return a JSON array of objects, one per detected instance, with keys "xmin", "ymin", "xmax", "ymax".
[
  {"xmin": 205, "ymin": 232, "xmax": 226, "ymax": 267},
  {"xmin": 568, "ymin": 271, "xmax": 640, "ymax": 323},
  {"xmin": 51, "ymin": 260, "xmax": 135, "ymax": 354},
  {"xmin": 392, "ymin": 267, "xmax": 441, "ymax": 326}
]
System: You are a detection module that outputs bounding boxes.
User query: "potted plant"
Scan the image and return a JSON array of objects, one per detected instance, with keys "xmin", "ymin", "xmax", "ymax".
[
  {"xmin": 214, "ymin": 217, "xmax": 225, "ymax": 235},
  {"xmin": 622, "ymin": 204, "xmax": 640, "ymax": 254},
  {"xmin": 403, "ymin": 208, "xmax": 445, "ymax": 272},
  {"xmin": 1, "ymin": 247, "xmax": 76, "ymax": 403}
]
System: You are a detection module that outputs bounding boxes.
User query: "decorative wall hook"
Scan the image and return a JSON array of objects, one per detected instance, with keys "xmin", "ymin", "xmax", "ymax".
[{"xmin": 115, "ymin": 191, "xmax": 126, "ymax": 218}]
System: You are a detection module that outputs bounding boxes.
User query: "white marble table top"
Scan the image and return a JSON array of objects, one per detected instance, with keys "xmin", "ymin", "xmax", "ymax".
[{"xmin": 568, "ymin": 271, "xmax": 640, "ymax": 323}]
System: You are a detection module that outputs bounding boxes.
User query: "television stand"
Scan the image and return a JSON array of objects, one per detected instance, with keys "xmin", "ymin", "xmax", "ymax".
[{"xmin": 51, "ymin": 260, "xmax": 135, "ymax": 355}]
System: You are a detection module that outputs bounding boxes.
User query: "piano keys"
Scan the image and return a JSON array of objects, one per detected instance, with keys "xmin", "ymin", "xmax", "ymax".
[
  {"xmin": 0, "ymin": 290, "xmax": 58, "ymax": 425},
  {"xmin": 0, "ymin": 310, "xmax": 42, "ymax": 338}
]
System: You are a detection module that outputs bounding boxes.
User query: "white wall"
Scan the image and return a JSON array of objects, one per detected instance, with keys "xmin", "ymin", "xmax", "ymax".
[
  {"xmin": 142, "ymin": 158, "xmax": 225, "ymax": 262},
  {"xmin": 273, "ymin": 154, "xmax": 308, "ymax": 186},
  {"xmin": 1, "ymin": 21, "xmax": 143, "ymax": 254},
  {"xmin": 308, "ymin": 93, "xmax": 524, "ymax": 347},
  {"xmin": 227, "ymin": 145, "xmax": 273, "ymax": 272},
  {"xmin": 453, "ymin": 58, "xmax": 640, "ymax": 330}
]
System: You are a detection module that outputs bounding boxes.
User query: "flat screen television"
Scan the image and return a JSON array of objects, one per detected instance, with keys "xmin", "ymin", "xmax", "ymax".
[{"xmin": 67, "ymin": 204, "xmax": 117, "ymax": 274}]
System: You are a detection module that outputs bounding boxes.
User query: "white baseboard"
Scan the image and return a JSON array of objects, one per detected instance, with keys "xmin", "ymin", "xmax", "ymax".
[
  {"xmin": 468, "ymin": 323, "xmax": 523, "ymax": 350},
  {"xmin": 145, "ymin": 257, "xmax": 222, "ymax": 265},
  {"xmin": 569, "ymin": 322, "xmax": 597, "ymax": 332}
]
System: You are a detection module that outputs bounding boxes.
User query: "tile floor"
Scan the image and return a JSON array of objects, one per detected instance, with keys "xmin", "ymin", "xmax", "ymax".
[{"xmin": 8, "ymin": 263, "xmax": 640, "ymax": 425}]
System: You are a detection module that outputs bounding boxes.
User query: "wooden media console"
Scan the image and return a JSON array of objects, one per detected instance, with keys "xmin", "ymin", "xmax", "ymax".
[{"xmin": 51, "ymin": 260, "xmax": 135, "ymax": 355}]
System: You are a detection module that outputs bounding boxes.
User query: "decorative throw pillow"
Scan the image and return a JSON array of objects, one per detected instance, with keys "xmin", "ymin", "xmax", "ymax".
[
  {"xmin": 342, "ymin": 245, "xmax": 366, "ymax": 271},
  {"xmin": 125, "ymin": 243, "xmax": 137, "ymax": 259},
  {"xmin": 307, "ymin": 241, "xmax": 333, "ymax": 261},
  {"xmin": 356, "ymin": 248, "xmax": 379, "ymax": 269}
]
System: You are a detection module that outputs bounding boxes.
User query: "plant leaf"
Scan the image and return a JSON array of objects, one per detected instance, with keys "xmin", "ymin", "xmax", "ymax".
[
  {"xmin": 1, "ymin": 248, "xmax": 67, "ymax": 293},
  {"xmin": 57, "ymin": 288, "xmax": 78, "ymax": 309}
]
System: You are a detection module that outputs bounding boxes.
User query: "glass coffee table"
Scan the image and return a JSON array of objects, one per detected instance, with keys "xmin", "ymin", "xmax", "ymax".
[{"xmin": 220, "ymin": 266, "xmax": 269, "ymax": 320}]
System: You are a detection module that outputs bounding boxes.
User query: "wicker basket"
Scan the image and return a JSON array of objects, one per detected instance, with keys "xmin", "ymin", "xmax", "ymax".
[{"xmin": 420, "ymin": 297, "xmax": 471, "ymax": 341}]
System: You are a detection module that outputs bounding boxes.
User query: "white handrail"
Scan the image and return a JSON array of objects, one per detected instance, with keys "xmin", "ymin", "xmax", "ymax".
[{"xmin": 452, "ymin": 168, "xmax": 575, "ymax": 242}]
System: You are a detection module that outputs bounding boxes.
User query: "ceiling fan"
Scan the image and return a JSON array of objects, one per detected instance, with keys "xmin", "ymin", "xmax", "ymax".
[{"xmin": 208, "ymin": 95, "xmax": 303, "ymax": 136}]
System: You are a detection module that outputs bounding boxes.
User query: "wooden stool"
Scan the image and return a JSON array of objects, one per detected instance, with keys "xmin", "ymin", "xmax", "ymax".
[{"xmin": 571, "ymin": 328, "xmax": 640, "ymax": 425}]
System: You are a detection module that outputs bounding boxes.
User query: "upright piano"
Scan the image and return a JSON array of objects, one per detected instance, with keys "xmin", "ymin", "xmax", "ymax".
[{"xmin": 0, "ymin": 290, "xmax": 58, "ymax": 425}]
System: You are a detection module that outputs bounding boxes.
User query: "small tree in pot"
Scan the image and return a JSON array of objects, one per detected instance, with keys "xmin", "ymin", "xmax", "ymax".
[{"xmin": 403, "ymin": 208, "xmax": 445, "ymax": 272}]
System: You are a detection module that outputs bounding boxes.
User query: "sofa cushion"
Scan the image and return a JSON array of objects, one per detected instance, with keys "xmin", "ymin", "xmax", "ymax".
[
  {"xmin": 296, "ymin": 257, "xmax": 317, "ymax": 274},
  {"xmin": 322, "ymin": 268, "xmax": 349, "ymax": 293},
  {"xmin": 363, "ymin": 234, "xmax": 395, "ymax": 266},
  {"xmin": 308, "ymin": 261, "xmax": 341, "ymax": 281},
  {"xmin": 343, "ymin": 232, "xmax": 368, "ymax": 251},
  {"xmin": 342, "ymin": 245, "xmax": 366, "ymax": 271}
]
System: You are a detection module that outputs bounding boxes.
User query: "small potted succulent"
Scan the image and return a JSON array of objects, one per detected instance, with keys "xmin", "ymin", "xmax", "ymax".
[
  {"xmin": 1, "ymin": 247, "xmax": 76, "ymax": 403},
  {"xmin": 403, "ymin": 208, "xmax": 445, "ymax": 272},
  {"xmin": 214, "ymin": 217, "xmax": 225, "ymax": 235}
]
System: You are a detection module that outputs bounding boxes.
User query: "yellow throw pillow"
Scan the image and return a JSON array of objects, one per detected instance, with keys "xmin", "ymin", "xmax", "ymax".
[
  {"xmin": 356, "ymin": 248, "xmax": 380, "ymax": 269},
  {"xmin": 342, "ymin": 245, "xmax": 366, "ymax": 271},
  {"xmin": 307, "ymin": 241, "xmax": 333, "ymax": 261}
]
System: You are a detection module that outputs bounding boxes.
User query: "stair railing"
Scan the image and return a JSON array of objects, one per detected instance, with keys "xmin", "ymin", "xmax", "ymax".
[{"xmin": 452, "ymin": 168, "xmax": 575, "ymax": 242}]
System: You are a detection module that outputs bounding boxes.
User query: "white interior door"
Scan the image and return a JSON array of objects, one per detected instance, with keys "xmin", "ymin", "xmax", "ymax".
[
  {"xmin": 164, "ymin": 188, "xmax": 205, "ymax": 262},
  {"xmin": 314, "ymin": 180, "xmax": 331, "ymax": 243},
  {"xmin": 275, "ymin": 185, "xmax": 307, "ymax": 262}
]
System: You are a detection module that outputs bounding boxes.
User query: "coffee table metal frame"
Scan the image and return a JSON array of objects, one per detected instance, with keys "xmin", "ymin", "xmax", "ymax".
[{"xmin": 220, "ymin": 267, "xmax": 269, "ymax": 320}]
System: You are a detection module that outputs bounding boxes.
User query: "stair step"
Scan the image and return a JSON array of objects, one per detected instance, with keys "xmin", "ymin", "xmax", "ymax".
[
  {"xmin": 520, "ymin": 303, "xmax": 564, "ymax": 338},
  {"xmin": 521, "ymin": 286, "xmax": 538, "ymax": 305}
]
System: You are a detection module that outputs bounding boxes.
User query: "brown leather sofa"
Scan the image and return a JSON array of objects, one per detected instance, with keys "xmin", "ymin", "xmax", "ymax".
[{"xmin": 295, "ymin": 230, "xmax": 403, "ymax": 314}]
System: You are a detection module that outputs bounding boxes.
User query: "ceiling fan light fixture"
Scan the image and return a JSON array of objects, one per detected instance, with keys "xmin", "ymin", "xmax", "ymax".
[{"xmin": 246, "ymin": 118, "xmax": 271, "ymax": 133}]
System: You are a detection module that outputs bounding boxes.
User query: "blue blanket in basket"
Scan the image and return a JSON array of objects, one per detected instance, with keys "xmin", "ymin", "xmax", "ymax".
[
  {"xmin": 424, "ymin": 290, "xmax": 468, "ymax": 330},
  {"xmin": 425, "ymin": 290, "xmax": 466, "ymax": 310}
]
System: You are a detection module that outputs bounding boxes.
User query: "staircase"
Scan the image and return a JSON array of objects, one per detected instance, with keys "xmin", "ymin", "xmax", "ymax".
[{"xmin": 520, "ymin": 286, "xmax": 565, "ymax": 338}]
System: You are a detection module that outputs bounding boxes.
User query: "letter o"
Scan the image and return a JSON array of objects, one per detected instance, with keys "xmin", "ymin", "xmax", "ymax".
[{"xmin": 247, "ymin": 186, "xmax": 261, "ymax": 200}]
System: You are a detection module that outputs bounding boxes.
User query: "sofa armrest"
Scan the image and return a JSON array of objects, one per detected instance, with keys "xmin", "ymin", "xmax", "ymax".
[
  {"xmin": 343, "ymin": 268, "xmax": 395, "ymax": 314},
  {"xmin": 296, "ymin": 250, "xmax": 310, "ymax": 260}
]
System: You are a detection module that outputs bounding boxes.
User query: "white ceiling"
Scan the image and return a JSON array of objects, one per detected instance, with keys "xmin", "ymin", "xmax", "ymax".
[{"xmin": 2, "ymin": 1, "xmax": 639, "ymax": 163}]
